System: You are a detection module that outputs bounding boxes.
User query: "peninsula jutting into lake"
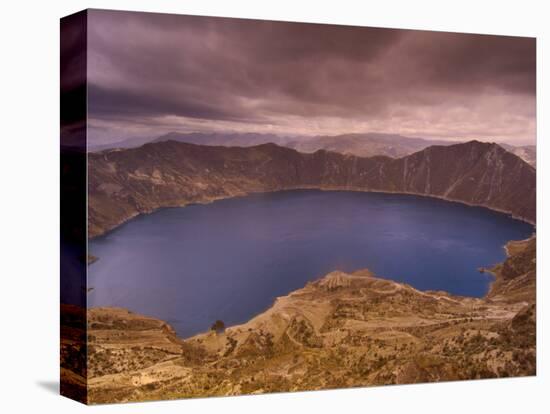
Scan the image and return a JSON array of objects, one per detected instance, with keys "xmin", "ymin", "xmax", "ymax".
[{"xmin": 61, "ymin": 9, "xmax": 536, "ymax": 405}]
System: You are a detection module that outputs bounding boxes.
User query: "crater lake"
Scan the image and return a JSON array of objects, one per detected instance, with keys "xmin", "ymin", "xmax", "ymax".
[{"xmin": 88, "ymin": 190, "xmax": 534, "ymax": 337}]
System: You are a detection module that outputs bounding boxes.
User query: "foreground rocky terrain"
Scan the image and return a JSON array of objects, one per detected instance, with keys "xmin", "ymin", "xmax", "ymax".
[
  {"xmin": 59, "ymin": 236, "xmax": 535, "ymax": 404},
  {"xmin": 88, "ymin": 140, "xmax": 535, "ymax": 237}
]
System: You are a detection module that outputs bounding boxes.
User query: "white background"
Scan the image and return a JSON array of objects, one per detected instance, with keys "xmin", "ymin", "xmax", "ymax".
[{"xmin": 0, "ymin": 0, "xmax": 548, "ymax": 412}]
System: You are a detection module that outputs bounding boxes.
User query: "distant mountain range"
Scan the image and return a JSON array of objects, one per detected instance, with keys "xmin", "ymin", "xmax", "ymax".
[
  {"xmin": 87, "ymin": 132, "xmax": 297, "ymax": 151},
  {"xmin": 151, "ymin": 132, "xmax": 453, "ymax": 159},
  {"xmin": 287, "ymin": 133, "xmax": 455, "ymax": 158},
  {"xmin": 500, "ymin": 143, "xmax": 536, "ymax": 167},
  {"xmin": 88, "ymin": 140, "xmax": 535, "ymax": 237},
  {"xmin": 88, "ymin": 132, "xmax": 536, "ymax": 167}
]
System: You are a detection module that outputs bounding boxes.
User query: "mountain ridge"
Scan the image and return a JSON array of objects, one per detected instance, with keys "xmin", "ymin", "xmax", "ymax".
[
  {"xmin": 89, "ymin": 131, "xmax": 536, "ymax": 166},
  {"xmin": 88, "ymin": 140, "xmax": 535, "ymax": 238}
]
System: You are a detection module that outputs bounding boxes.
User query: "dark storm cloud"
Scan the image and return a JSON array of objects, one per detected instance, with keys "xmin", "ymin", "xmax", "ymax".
[
  {"xmin": 86, "ymin": 9, "xmax": 536, "ymax": 145},
  {"xmin": 397, "ymin": 31, "xmax": 536, "ymax": 94},
  {"xmin": 88, "ymin": 84, "xmax": 258, "ymax": 122}
]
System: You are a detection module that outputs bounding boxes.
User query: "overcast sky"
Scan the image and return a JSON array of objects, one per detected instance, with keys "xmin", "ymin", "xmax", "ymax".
[{"xmin": 87, "ymin": 9, "xmax": 536, "ymax": 146}]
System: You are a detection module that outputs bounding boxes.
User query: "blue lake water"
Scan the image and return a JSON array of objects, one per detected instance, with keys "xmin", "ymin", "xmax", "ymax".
[{"xmin": 88, "ymin": 190, "xmax": 534, "ymax": 337}]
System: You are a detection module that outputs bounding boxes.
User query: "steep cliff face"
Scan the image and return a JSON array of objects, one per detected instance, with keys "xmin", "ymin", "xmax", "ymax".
[
  {"xmin": 390, "ymin": 142, "xmax": 535, "ymax": 220},
  {"xmin": 88, "ymin": 140, "xmax": 535, "ymax": 237}
]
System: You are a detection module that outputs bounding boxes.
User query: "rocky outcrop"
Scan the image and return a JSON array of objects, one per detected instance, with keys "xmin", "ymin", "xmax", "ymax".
[
  {"xmin": 82, "ymin": 236, "xmax": 536, "ymax": 403},
  {"xmin": 88, "ymin": 140, "xmax": 536, "ymax": 237},
  {"xmin": 487, "ymin": 237, "xmax": 536, "ymax": 303}
]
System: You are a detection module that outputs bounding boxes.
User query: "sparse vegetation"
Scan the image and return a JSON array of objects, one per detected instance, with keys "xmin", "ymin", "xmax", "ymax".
[
  {"xmin": 66, "ymin": 236, "xmax": 537, "ymax": 404},
  {"xmin": 210, "ymin": 320, "xmax": 226, "ymax": 334}
]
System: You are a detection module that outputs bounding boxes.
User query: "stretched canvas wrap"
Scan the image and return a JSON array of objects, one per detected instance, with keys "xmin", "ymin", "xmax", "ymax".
[{"xmin": 60, "ymin": 9, "xmax": 537, "ymax": 405}]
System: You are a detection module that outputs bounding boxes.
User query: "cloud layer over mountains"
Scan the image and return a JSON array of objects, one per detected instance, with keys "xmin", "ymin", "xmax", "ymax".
[{"xmin": 86, "ymin": 10, "xmax": 536, "ymax": 145}]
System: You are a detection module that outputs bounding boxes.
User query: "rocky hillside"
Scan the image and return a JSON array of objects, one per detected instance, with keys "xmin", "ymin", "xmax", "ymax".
[
  {"xmin": 88, "ymin": 140, "xmax": 535, "ymax": 237},
  {"xmin": 487, "ymin": 237, "xmax": 536, "ymax": 303},
  {"xmin": 90, "ymin": 133, "xmax": 536, "ymax": 167},
  {"xmin": 79, "ymin": 235, "xmax": 536, "ymax": 404}
]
